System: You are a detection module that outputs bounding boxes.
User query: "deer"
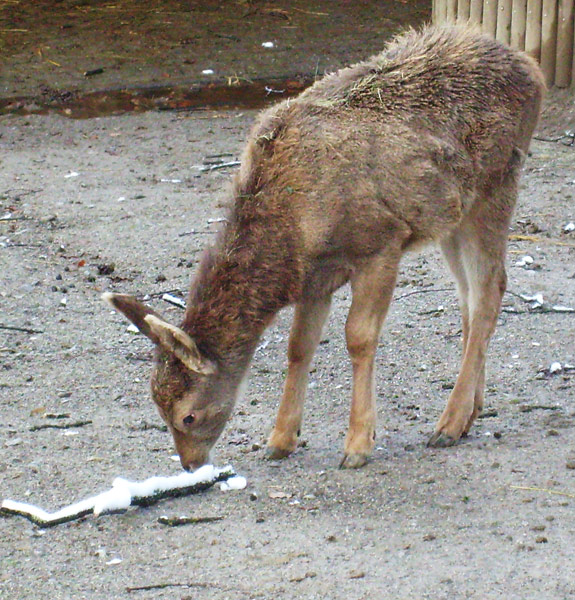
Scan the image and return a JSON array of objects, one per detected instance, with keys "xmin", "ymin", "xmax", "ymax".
[{"xmin": 103, "ymin": 25, "xmax": 545, "ymax": 471}]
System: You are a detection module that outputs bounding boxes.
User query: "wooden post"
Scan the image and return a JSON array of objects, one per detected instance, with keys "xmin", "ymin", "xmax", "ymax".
[
  {"xmin": 438, "ymin": 0, "xmax": 448, "ymax": 23},
  {"xmin": 541, "ymin": 0, "xmax": 559, "ymax": 86},
  {"xmin": 458, "ymin": 0, "xmax": 472, "ymax": 21},
  {"xmin": 573, "ymin": 7, "xmax": 575, "ymax": 86},
  {"xmin": 496, "ymin": 0, "xmax": 513, "ymax": 44},
  {"xmin": 525, "ymin": 0, "xmax": 543, "ymax": 59},
  {"xmin": 511, "ymin": 0, "xmax": 528, "ymax": 49},
  {"xmin": 483, "ymin": 0, "xmax": 499, "ymax": 35},
  {"xmin": 469, "ymin": 0, "xmax": 484, "ymax": 24},
  {"xmin": 447, "ymin": 0, "xmax": 458, "ymax": 22},
  {"xmin": 555, "ymin": 0, "xmax": 574, "ymax": 86}
]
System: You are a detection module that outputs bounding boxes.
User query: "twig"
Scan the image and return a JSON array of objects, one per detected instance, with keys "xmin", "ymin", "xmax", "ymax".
[
  {"xmin": 511, "ymin": 485, "xmax": 575, "ymax": 499},
  {"xmin": 1, "ymin": 466, "xmax": 236, "ymax": 528},
  {"xmin": 158, "ymin": 515, "xmax": 224, "ymax": 526},
  {"xmin": 127, "ymin": 582, "xmax": 213, "ymax": 592},
  {"xmin": 395, "ymin": 287, "xmax": 454, "ymax": 301},
  {"xmin": 204, "ymin": 153, "xmax": 235, "ymax": 160},
  {"xmin": 177, "ymin": 230, "xmax": 216, "ymax": 236},
  {"xmin": 533, "ymin": 132, "xmax": 574, "ymax": 146},
  {"xmin": 30, "ymin": 420, "xmax": 92, "ymax": 432},
  {"xmin": 518, "ymin": 404, "xmax": 560, "ymax": 413},
  {"xmin": 508, "ymin": 233, "xmax": 575, "ymax": 248},
  {"xmin": 144, "ymin": 288, "xmax": 183, "ymax": 299},
  {"xmin": 199, "ymin": 161, "xmax": 241, "ymax": 172},
  {"xmin": 0, "ymin": 324, "xmax": 44, "ymax": 334}
]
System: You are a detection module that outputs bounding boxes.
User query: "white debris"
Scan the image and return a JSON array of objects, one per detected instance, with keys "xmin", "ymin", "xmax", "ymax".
[
  {"xmin": 262, "ymin": 41, "xmax": 274, "ymax": 48},
  {"xmin": 202, "ymin": 69, "xmax": 214, "ymax": 75},
  {"xmin": 551, "ymin": 304, "xmax": 575, "ymax": 313},
  {"xmin": 116, "ymin": 196, "xmax": 126, "ymax": 202},
  {"xmin": 549, "ymin": 362, "xmax": 563, "ymax": 374},
  {"xmin": 105, "ymin": 558, "xmax": 123, "ymax": 566},
  {"xmin": 127, "ymin": 324, "xmax": 140, "ymax": 334},
  {"xmin": 64, "ymin": 171, "xmax": 79, "ymax": 178},
  {"xmin": 219, "ymin": 475, "xmax": 247, "ymax": 492},
  {"xmin": 162, "ymin": 293, "xmax": 186, "ymax": 309},
  {"xmin": 519, "ymin": 293, "xmax": 544, "ymax": 304},
  {"xmin": 60, "ymin": 297, "xmax": 67, "ymax": 306},
  {"xmin": 515, "ymin": 255, "xmax": 534, "ymax": 267},
  {"xmin": 563, "ymin": 222, "xmax": 575, "ymax": 233},
  {"xmin": 160, "ymin": 178, "xmax": 182, "ymax": 183}
]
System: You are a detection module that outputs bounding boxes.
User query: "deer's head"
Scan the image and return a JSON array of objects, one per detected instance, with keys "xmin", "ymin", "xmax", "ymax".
[{"xmin": 103, "ymin": 293, "xmax": 234, "ymax": 470}]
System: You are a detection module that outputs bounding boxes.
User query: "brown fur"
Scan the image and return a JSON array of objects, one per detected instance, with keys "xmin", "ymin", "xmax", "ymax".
[{"xmin": 105, "ymin": 25, "xmax": 545, "ymax": 470}]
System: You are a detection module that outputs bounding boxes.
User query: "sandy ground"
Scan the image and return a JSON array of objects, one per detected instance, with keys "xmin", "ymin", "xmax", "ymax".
[{"xmin": 1, "ymin": 2, "xmax": 575, "ymax": 600}]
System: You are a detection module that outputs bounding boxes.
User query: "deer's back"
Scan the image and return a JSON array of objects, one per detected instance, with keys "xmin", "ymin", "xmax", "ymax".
[{"xmin": 232, "ymin": 26, "xmax": 544, "ymax": 287}]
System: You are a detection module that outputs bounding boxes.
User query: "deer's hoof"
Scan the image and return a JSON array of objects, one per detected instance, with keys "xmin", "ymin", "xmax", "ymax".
[
  {"xmin": 339, "ymin": 453, "xmax": 369, "ymax": 469},
  {"xmin": 427, "ymin": 431, "xmax": 458, "ymax": 448},
  {"xmin": 265, "ymin": 446, "xmax": 293, "ymax": 461}
]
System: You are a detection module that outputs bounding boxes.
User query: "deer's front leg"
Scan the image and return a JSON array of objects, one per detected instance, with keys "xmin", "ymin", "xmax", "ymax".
[
  {"xmin": 341, "ymin": 252, "xmax": 401, "ymax": 469},
  {"xmin": 267, "ymin": 296, "xmax": 331, "ymax": 460}
]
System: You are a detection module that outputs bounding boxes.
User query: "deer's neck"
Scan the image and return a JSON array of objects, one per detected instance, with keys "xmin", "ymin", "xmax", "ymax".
[{"xmin": 182, "ymin": 213, "xmax": 303, "ymax": 372}]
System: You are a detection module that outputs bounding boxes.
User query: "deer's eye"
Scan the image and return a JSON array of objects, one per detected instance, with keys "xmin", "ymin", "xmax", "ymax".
[{"xmin": 183, "ymin": 413, "xmax": 195, "ymax": 426}]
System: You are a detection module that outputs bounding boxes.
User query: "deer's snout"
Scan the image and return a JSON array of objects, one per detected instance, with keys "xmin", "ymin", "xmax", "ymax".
[{"xmin": 171, "ymin": 428, "xmax": 213, "ymax": 471}]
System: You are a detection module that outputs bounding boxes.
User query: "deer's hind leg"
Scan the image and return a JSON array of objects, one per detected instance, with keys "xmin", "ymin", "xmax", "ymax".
[
  {"xmin": 428, "ymin": 167, "xmax": 519, "ymax": 447},
  {"xmin": 267, "ymin": 296, "xmax": 332, "ymax": 460}
]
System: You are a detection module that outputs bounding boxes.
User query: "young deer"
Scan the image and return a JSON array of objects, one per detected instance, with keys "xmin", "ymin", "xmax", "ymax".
[{"xmin": 104, "ymin": 26, "xmax": 544, "ymax": 470}]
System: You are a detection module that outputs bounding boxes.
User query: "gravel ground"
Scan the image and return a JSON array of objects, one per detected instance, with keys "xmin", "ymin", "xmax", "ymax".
[{"xmin": 1, "ymin": 2, "xmax": 575, "ymax": 599}]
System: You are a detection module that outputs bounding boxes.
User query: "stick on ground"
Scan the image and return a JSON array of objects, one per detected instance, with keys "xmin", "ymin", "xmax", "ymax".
[{"xmin": 1, "ymin": 465, "xmax": 239, "ymax": 527}]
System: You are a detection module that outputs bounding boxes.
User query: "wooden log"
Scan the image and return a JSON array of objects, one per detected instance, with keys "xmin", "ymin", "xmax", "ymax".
[
  {"xmin": 573, "ymin": 9, "xmax": 575, "ymax": 87},
  {"xmin": 555, "ymin": 0, "xmax": 574, "ymax": 86},
  {"xmin": 511, "ymin": 0, "xmax": 529, "ymax": 50},
  {"xmin": 458, "ymin": 0, "xmax": 472, "ymax": 22},
  {"xmin": 496, "ymin": 0, "xmax": 513, "ymax": 44},
  {"xmin": 541, "ymin": 0, "xmax": 559, "ymax": 86},
  {"xmin": 525, "ymin": 0, "xmax": 543, "ymax": 59},
  {"xmin": 470, "ymin": 0, "xmax": 484, "ymax": 24},
  {"xmin": 483, "ymin": 0, "xmax": 499, "ymax": 36},
  {"xmin": 447, "ymin": 0, "xmax": 458, "ymax": 22}
]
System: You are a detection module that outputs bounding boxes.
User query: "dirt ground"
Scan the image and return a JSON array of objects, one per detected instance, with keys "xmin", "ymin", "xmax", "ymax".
[{"xmin": 1, "ymin": 2, "xmax": 575, "ymax": 600}]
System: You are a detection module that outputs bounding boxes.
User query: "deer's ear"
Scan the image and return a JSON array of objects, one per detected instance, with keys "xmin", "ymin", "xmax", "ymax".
[
  {"xmin": 144, "ymin": 315, "xmax": 216, "ymax": 376},
  {"xmin": 102, "ymin": 292, "xmax": 164, "ymax": 344}
]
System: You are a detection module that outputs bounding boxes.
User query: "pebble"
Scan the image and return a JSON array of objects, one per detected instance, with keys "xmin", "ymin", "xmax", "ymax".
[
  {"xmin": 566, "ymin": 460, "xmax": 575, "ymax": 470},
  {"xmin": 5, "ymin": 438, "xmax": 23, "ymax": 447},
  {"xmin": 349, "ymin": 570, "xmax": 365, "ymax": 579}
]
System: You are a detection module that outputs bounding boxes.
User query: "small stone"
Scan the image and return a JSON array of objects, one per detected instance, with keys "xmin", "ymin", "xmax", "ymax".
[
  {"xmin": 326, "ymin": 535, "xmax": 337, "ymax": 543},
  {"xmin": 531, "ymin": 525, "xmax": 546, "ymax": 532},
  {"xmin": 546, "ymin": 429, "xmax": 559, "ymax": 437},
  {"xmin": 5, "ymin": 438, "xmax": 23, "ymax": 447},
  {"xmin": 566, "ymin": 461, "xmax": 575, "ymax": 470},
  {"xmin": 423, "ymin": 533, "xmax": 436, "ymax": 541},
  {"xmin": 535, "ymin": 536, "xmax": 548, "ymax": 544},
  {"xmin": 349, "ymin": 570, "xmax": 365, "ymax": 579}
]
